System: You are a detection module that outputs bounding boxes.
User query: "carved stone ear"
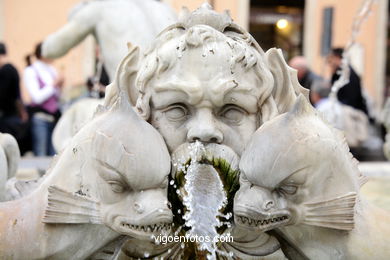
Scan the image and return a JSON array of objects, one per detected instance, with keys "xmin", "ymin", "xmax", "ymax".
[
  {"xmin": 265, "ymin": 48, "xmax": 309, "ymax": 113},
  {"xmin": 104, "ymin": 43, "xmax": 140, "ymax": 107}
]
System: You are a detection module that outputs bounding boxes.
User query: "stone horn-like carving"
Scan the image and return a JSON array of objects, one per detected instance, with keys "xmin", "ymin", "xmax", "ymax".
[
  {"xmin": 0, "ymin": 75, "xmax": 172, "ymax": 259},
  {"xmin": 234, "ymin": 95, "xmax": 390, "ymax": 259}
]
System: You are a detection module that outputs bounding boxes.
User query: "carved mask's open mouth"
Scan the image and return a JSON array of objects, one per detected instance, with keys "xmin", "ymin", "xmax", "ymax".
[
  {"xmin": 169, "ymin": 142, "xmax": 240, "ymax": 232},
  {"xmin": 234, "ymin": 212, "xmax": 290, "ymax": 232}
]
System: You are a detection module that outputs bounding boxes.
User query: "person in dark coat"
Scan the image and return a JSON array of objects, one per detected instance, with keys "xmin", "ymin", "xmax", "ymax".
[
  {"xmin": 327, "ymin": 47, "xmax": 368, "ymax": 115},
  {"xmin": 0, "ymin": 42, "xmax": 30, "ymax": 153}
]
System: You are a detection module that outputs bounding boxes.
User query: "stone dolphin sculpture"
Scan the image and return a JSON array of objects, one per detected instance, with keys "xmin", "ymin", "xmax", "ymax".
[
  {"xmin": 0, "ymin": 92, "xmax": 172, "ymax": 259},
  {"xmin": 234, "ymin": 96, "xmax": 390, "ymax": 259}
]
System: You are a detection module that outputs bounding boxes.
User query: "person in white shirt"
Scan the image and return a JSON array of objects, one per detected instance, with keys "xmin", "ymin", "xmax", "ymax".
[{"xmin": 24, "ymin": 43, "xmax": 63, "ymax": 156}]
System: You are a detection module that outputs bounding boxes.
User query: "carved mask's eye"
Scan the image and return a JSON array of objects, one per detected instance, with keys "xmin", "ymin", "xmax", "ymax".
[
  {"xmin": 162, "ymin": 104, "xmax": 188, "ymax": 121},
  {"xmin": 277, "ymin": 184, "xmax": 298, "ymax": 196},
  {"xmin": 108, "ymin": 181, "xmax": 126, "ymax": 193},
  {"xmin": 220, "ymin": 105, "xmax": 246, "ymax": 124}
]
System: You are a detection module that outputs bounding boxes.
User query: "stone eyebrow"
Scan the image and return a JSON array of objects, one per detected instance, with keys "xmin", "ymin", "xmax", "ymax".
[
  {"xmin": 154, "ymin": 80, "xmax": 200, "ymax": 93},
  {"xmin": 96, "ymin": 159, "xmax": 124, "ymax": 182},
  {"xmin": 154, "ymin": 80, "xmax": 203, "ymax": 104},
  {"xmin": 279, "ymin": 165, "xmax": 310, "ymax": 185}
]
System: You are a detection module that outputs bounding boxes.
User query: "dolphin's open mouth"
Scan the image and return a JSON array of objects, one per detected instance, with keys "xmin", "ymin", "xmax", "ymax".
[
  {"xmin": 112, "ymin": 213, "xmax": 173, "ymax": 239},
  {"xmin": 235, "ymin": 213, "xmax": 290, "ymax": 232},
  {"xmin": 119, "ymin": 222, "xmax": 171, "ymax": 233}
]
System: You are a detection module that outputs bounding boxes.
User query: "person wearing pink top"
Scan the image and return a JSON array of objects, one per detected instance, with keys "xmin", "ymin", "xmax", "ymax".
[{"xmin": 24, "ymin": 43, "xmax": 64, "ymax": 156}]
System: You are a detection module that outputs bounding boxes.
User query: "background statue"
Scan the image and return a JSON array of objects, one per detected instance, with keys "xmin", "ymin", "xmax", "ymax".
[
  {"xmin": 235, "ymin": 96, "xmax": 390, "ymax": 259},
  {"xmin": 42, "ymin": 0, "xmax": 177, "ymax": 81},
  {"xmin": 52, "ymin": 97, "xmax": 103, "ymax": 151},
  {"xmin": 382, "ymin": 97, "xmax": 390, "ymax": 160},
  {"xmin": 0, "ymin": 133, "xmax": 20, "ymax": 201},
  {"xmin": 43, "ymin": 0, "xmax": 177, "ymax": 152}
]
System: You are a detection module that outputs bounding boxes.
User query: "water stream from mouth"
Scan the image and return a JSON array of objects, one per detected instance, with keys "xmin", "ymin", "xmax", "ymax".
[{"xmin": 178, "ymin": 141, "xmax": 228, "ymax": 259}]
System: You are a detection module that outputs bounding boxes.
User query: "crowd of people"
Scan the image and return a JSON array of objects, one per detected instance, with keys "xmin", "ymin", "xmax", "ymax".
[
  {"xmin": 288, "ymin": 48, "xmax": 381, "ymax": 160},
  {"xmin": 0, "ymin": 42, "xmax": 63, "ymax": 156},
  {"xmin": 288, "ymin": 48, "xmax": 370, "ymax": 118}
]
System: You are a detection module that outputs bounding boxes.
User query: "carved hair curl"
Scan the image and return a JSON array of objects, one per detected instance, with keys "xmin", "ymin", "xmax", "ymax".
[{"xmin": 135, "ymin": 6, "xmax": 276, "ymax": 124}]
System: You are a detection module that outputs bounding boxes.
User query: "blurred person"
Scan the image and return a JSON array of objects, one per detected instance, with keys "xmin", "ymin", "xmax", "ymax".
[
  {"xmin": 0, "ymin": 42, "xmax": 29, "ymax": 153},
  {"xmin": 24, "ymin": 43, "xmax": 63, "ymax": 156},
  {"xmin": 289, "ymin": 56, "xmax": 323, "ymax": 90},
  {"xmin": 310, "ymin": 80, "xmax": 331, "ymax": 110},
  {"xmin": 327, "ymin": 47, "xmax": 368, "ymax": 115},
  {"xmin": 85, "ymin": 63, "xmax": 109, "ymax": 99}
]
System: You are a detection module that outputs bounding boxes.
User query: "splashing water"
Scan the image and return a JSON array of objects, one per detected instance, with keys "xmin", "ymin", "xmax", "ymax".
[{"xmin": 180, "ymin": 141, "xmax": 228, "ymax": 259}]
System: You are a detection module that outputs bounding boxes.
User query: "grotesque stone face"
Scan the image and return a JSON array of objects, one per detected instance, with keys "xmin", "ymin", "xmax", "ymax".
[
  {"xmin": 148, "ymin": 45, "xmax": 260, "ymax": 156},
  {"xmin": 234, "ymin": 97, "xmax": 360, "ymax": 232},
  {"xmin": 42, "ymin": 101, "xmax": 173, "ymax": 242},
  {"xmin": 88, "ymin": 106, "xmax": 173, "ymax": 240}
]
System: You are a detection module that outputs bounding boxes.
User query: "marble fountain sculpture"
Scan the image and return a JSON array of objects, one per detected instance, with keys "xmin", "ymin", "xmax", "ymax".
[
  {"xmin": 2, "ymin": 3, "xmax": 389, "ymax": 259},
  {"xmin": 43, "ymin": 0, "xmax": 177, "ymax": 152},
  {"xmin": 81, "ymin": 3, "xmax": 305, "ymax": 258}
]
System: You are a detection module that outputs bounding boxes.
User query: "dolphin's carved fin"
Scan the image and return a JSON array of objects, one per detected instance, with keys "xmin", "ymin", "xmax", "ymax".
[{"xmin": 43, "ymin": 185, "xmax": 102, "ymax": 224}]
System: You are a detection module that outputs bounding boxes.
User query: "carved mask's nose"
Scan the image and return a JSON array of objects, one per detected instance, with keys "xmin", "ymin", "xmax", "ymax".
[{"xmin": 187, "ymin": 109, "xmax": 223, "ymax": 144}]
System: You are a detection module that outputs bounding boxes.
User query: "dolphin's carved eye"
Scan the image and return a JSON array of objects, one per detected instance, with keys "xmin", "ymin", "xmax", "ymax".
[
  {"xmin": 108, "ymin": 180, "xmax": 126, "ymax": 193},
  {"xmin": 277, "ymin": 184, "xmax": 298, "ymax": 196}
]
